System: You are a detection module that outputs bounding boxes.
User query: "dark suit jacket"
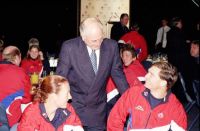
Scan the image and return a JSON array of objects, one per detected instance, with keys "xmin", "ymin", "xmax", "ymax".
[
  {"xmin": 110, "ymin": 22, "xmax": 129, "ymax": 41},
  {"xmin": 56, "ymin": 37, "xmax": 129, "ymax": 128}
]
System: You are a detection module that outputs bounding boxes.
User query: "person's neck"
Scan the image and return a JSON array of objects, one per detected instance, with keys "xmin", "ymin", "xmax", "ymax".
[
  {"xmin": 121, "ymin": 22, "xmax": 126, "ymax": 27},
  {"xmin": 150, "ymin": 88, "xmax": 167, "ymax": 99},
  {"xmin": 44, "ymin": 100, "xmax": 58, "ymax": 121}
]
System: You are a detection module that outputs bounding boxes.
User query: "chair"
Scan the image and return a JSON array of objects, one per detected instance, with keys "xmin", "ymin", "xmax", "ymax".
[
  {"xmin": 179, "ymin": 73, "xmax": 200, "ymax": 131},
  {"xmin": 0, "ymin": 103, "xmax": 10, "ymax": 131}
]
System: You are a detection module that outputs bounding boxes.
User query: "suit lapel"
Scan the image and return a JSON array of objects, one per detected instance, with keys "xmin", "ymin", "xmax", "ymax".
[
  {"xmin": 97, "ymin": 41, "xmax": 108, "ymax": 76},
  {"xmin": 78, "ymin": 39, "xmax": 96, "ymax": 79}
]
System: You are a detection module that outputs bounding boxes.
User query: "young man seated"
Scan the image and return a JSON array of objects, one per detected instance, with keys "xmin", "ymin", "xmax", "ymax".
[
  {"xmin": 107, "ymin": 62, "xmax": 187, "ymax": 131},
  {"xmin": 106, "ymin": 44, "xmax": 146, "ymax": 115}
]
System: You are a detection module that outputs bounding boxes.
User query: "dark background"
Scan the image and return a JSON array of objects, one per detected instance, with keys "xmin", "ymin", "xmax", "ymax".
[
  {"xmin": 130, "ymin": 0, "xmax": 199, "ymax": 53},
  {"xmin": 0, "ymin": 0, "xmax": 199, "ymax": 57},
  {"xmin": 0, "ymin": 0, "xmax": 78, "ymax": 57}
]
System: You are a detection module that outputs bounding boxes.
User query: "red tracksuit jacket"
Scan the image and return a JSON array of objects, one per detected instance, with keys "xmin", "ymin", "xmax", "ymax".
[
  {"xmin": 106, "ymin": 60, "xmax": 146, "ymax": 102},
  {"xmin": 107, "ymin": 85, "xmax": 187, "ymax": 131},
  {"xmin": 21, "ymin": 58, "xmax": 43, "ymax": 75},
  {"xmin": 0, "ymin": 61, "xmax": 32, "ymax": 127},
  {"xmin": 18, "ymin": 102, "xmax": 83, "ymax": 131}
]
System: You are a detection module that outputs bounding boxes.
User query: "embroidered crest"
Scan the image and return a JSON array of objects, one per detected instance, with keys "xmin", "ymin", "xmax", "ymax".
[
  {"xmin": 135, "ymin": 105, "xmax": 144, "ymax": 111},
  {"xmin": 157, "ymin": 112, "xmax": 164, "ymax": 118},
  {"xmin": 144, "ymin": 91, "xmax": 148, "ymax": 96}
]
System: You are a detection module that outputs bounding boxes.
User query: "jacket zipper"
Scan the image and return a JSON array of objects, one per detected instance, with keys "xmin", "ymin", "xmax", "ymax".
[{"xmin": 144, "ymin": 109, "xmax": 152, "ymax": 128}]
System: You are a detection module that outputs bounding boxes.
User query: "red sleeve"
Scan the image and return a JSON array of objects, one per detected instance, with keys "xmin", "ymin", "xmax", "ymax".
[
  {"xmin": 21, "ymin": 59, "xmax": 28, "ymax": 73},
  {"xmin": 107, "ymin": 87, "xmax": 134, "ymax": 131},
  {"xmin": 171, "ymin": 100, "xmax": 187, "ymax": 130},
  {"xmin": 137, "ymin": 36, "xmax": 148, "ymax": 62},
  {"xmin": 66, "ymin": 103, "xmax": 83, "ymax": 126},
  {"xmin": 120, "ymin": 33, "xmax": 130, "ymax": 43},
  {"xmin": 106, "ymin": 77, "xmax": 116, "ymax": 93},
  {"xmin": 125, "ymin": 69, "xmax": 142, "ymax": 87},
  {"xmin": 18, "ymin": 104, "xmax": 40, "ymax": 131},
  {"xmin": 21, "ymin": 71, "xmax": 32, "ymax": 103},
  {"xmin": 7, "ymin": 99, "xmax": 22, "ymax": 127}
]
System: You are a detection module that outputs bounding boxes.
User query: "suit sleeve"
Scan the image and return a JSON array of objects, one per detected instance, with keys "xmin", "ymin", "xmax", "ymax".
[
  {"xmin": 107, "ymin": 88, "xmax": 131, "ymax": 131},
  {"xmin": 56, "ymin": 42, "xmax": 72, "ymax": 77},
  {"xmin": 110, "ymin": 42, "xmax": 129, "ymax": 94},
  {"xmin": 110, "ymin": 24, "xmax": 118, "ymax": 41},
  {"xmin": 170, "ymin": 101, "xmax": 187, "ymax": 130}
]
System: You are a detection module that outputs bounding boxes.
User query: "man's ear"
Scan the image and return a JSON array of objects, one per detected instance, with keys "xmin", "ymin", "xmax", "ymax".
[
  {"xmin": 81, "ymin": 36, "xmax": 86, "ymax": 41},
  {"xmin": 13, "ymin": 55, "xmax": 20, "ymax": 66},
  {"xmin": 161, "ymin": 80, "xmax": 167, "ymax": 88},
  {"xmin": 132, "ymin": 57, "xmax": 136, "ymax": 61}
]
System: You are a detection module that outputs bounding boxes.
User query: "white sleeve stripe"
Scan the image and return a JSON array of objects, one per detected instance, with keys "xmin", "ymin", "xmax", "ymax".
[
  {"xmin": 129, "ymin": 120, "xmax": 185, "ymax": 131},
  {"xmin": 63, "ymin": 125, "xmax": 84, "ymax": 131},
  {"xmin": 107, "ymin": 89, "xmax": 119, "ymax": 102}
]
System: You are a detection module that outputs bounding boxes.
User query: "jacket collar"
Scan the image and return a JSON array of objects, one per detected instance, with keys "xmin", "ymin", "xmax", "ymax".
[
  {"xmin": 142, "ymin": 87, "xmax": 171, "ymax": 104},
  {"xmin": 39, "ymin": 103, "xmax": 71, "ymax": 129},
  {"xmin": 0, "ymin": 60, "xmax": 14, "ymax": 65}
]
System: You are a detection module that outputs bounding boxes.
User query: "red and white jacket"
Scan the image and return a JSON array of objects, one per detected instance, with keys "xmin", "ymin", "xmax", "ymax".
[
  {"xmin": 106, "ymin": 60, "xmax": 146, "ymax": 102},
  {"xmin": 107, "ymin": 85, "xmax": 187, "ymax": 131},
  {"xmin": 21, "ymin": 58, "xmax": 43, "ymax": 75},
  {"xmin": 18, "ymin": 102, "xmax": 84, "ymax": 131},
  {"xmin": 0, "ymin": 61, "xmax": 32, "ymax": 127}
]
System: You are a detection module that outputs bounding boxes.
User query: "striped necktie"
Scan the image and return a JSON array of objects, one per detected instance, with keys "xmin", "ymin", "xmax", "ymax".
[{"xmin": 90, "ymin": 50, "xmax": 97, "ymax": 74}]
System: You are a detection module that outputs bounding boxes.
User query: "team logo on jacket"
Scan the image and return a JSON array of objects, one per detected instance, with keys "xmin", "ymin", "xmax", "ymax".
[
  {"xmin": 157, "ymin": 112, "xmax": 164, "ymax": 118},
  {"xmin": 144, "ymin": 91, "xmax": 148, "ymax": 96},
  {"xmin": 135, "ymin": 105, "xmax": 144, "ymax": 111}
]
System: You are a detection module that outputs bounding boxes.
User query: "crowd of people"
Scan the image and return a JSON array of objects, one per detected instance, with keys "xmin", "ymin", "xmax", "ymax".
[{"xmin": 0, "ymin": 14, "xmax": 199, "ymax": 131}]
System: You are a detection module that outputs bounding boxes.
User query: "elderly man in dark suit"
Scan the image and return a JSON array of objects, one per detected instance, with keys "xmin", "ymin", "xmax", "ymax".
[{"xmin": 56, "ymin": 17, "xmax": 129, "ymax": 131}]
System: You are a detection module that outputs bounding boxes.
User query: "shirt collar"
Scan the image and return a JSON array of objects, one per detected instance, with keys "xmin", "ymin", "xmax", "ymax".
[
  {"xmin": 142, "ymin": 87, "xmax": 171, "ymax": 103},
  {"xmin": 86, "ymin": 46, "xmax": 100, "ymax": 55}
]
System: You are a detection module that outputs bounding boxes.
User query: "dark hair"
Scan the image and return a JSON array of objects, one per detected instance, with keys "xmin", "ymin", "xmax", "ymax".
[
  {"xmin": 27, "ymin": 44, "xmax": 40, "ymax": 60},
  {"xmin": 152, "ymin": 62, "xmax": 178, "ymax": 89},
  {"xmin": 131, "ymin": 22, "xmax": 139, "ymax": 31},
  {"xmin": 33, "ymin": 75, "xmax": 68, "ymax": 103},
  {"xmin": 161, "ymin": 17, "xmax": 169, "ymax": 22},
  {"xmin": 29, "ymin": 44, "xmax": 40, "ymax": 51},
  {"xmin": 0, "ymin": 39, "xmax": 4, "ymax": 52},
  {"xmin": 171, "ymin": 17, "xmax": 182, "ymax": 27},
  {"xmin": 120, "ymin": 13, "xmax": 128, "ymax": 20},
  {"xmin": 191, "ymin": 40, "xmax": 199, "ymax": 46},
  {"xmin": 121, "ymin": 44, "xmax": 137, "ymax": 58}
]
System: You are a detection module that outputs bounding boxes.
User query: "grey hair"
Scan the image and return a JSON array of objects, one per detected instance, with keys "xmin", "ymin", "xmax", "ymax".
[{"xmin": 79, "ymin": 17, "xmax": 103, "ymax": 38}]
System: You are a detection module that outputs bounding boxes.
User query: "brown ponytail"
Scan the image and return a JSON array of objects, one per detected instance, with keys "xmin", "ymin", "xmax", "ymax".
[{"xmin": 32, "ymin": 75, "xmax": 68, "ymax": 103}]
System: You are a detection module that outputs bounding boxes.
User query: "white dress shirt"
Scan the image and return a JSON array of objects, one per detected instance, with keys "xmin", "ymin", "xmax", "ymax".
[
  {"xmin": 155, "ymin": 25, "xmax": 171, "ymax": 48},
  {"xmin": 86, "ymin": 46, "xmax": 100, "ymax": 70}
]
